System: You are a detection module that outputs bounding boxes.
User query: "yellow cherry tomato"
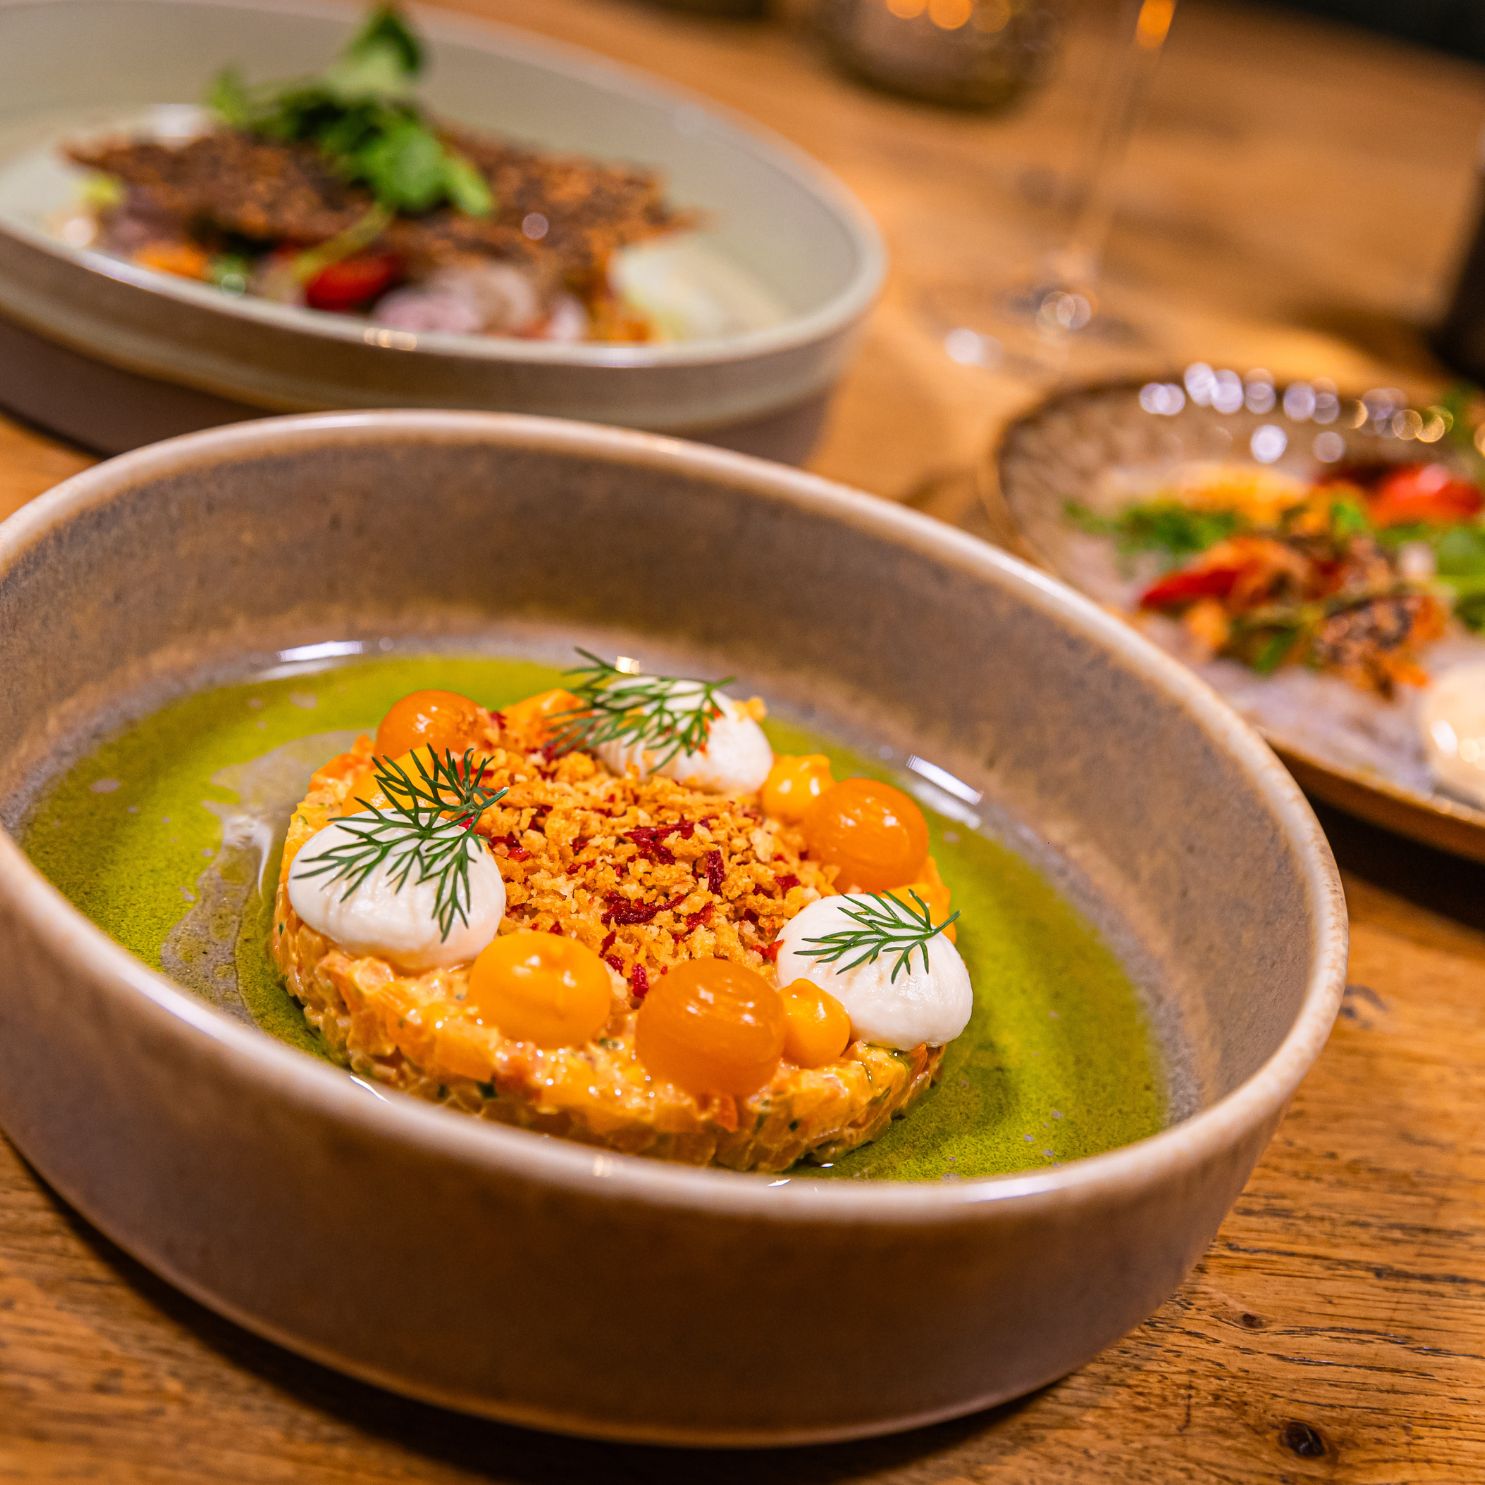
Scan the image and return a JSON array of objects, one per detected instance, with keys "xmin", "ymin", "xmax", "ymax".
[
  {"xmin": 636, "ymin": 959, "xmax": 786, "ymax": 1098},
  {"xmin": 779, "ymin": 979, "xmax": 852, "ymax": 1068},
  {"xmin": 337, "ymin": 760, "xmax": 382, "ymax": 814},
  {"xmin": 467, "ymin": 931, "xmax": 614, "ymax": 1048},
  {"xmin": 802, "ymin": 778, "xmax": 929, "ymax": 893},
  {"xmin": 761, "ymin": 754, "xmax": 835, "ymax": 822},
  {"xmin": 502, "ymin": 687, "xmax": 584, "ymax": 750},
  {"xmin": 375, "ymin": 689, "xmax": 488, "ymax": 760},
  {"xmin": 885, "ymin": 856, "xmax": 956, "ymax": 942}
]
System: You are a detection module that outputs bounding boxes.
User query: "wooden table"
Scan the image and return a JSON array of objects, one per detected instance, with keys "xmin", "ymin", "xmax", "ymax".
[{"xmin": 3, "ymin": 1, "xmax": 1484, "ymax": 1479}]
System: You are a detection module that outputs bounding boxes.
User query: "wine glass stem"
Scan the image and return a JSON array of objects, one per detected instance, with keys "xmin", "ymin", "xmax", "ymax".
[{"xmin": 1046, "ymin": 0, "xmax": 1178, "ymax": 295}]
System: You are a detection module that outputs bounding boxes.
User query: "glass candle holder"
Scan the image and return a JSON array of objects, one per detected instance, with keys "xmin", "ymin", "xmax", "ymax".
[{"xmin": 817, "ymin": 0, "xmax": 1060, "ymax": 111}]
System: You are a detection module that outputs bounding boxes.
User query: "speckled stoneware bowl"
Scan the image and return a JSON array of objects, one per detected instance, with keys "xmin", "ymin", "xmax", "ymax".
[
  {"xmin": 0, "ymin": 0, "xmax": 884, "ymax": 463},
  {"xmin": 0, "ymin": 413, "xmax": 1346, "ymax": 1445},
  {"xmin": 994, "ymin": 373, "xmax": 1485, "ymax": 862}
]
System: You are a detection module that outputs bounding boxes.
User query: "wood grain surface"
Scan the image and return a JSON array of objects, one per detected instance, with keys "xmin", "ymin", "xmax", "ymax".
[{"xmin": 2, "ymin": 0, "xmax": 1483, "ymax": 1480}]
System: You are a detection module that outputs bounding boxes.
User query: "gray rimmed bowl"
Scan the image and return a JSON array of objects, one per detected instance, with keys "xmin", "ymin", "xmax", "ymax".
[
  {"xmin": 0, "ymin": 0, "xmax": 885, "ymax": 463},
  {"xmin": 0, "ymin": 413, "xmax": 1346, "ymax": 1445}
]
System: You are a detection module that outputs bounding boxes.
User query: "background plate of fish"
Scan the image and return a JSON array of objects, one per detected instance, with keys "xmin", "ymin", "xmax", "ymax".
[{"xmin": 0, "ymin": 0, "xmax": 883, "ymax": 459}]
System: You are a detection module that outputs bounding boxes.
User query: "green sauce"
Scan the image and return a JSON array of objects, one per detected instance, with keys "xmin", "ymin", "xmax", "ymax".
[{"xmin": 21, "ymin": 654, "xmax": 1168, "ymax": 1181}]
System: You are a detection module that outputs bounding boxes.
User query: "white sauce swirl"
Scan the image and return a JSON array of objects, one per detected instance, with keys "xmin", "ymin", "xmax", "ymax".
[
  {"xmin": 595, "ymin": 685, "xmax": 772, "ymax": 795},
  {"xmin": 774, "ymin": 895, "xmax": 973, "ymax": 1051},
  {"xmin": 288, "ymin": 819, "xmax": 506, "ymax": 970}
]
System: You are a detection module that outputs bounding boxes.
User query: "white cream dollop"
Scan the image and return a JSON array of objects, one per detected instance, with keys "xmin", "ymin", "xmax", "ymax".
[
  {"xmin": 288, "ymin": 819, "xmax": 506, "ymax": 971},
  {"xmin": 595, "ymin": 684, "xmax": 772, "ymax": 795},
  {"xmin": 1421, "ymin": 661, "xmax": 1485, "ymax": 810},
  {"xmin": 774, "ymin": 895, "xmax": 973, "ymax": 1051}
]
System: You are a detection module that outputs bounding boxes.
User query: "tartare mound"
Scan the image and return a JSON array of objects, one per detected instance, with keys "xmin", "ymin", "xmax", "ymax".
[{"xmin": 272, "ymin": 719, "xmax": 943, "ymax": 1170}]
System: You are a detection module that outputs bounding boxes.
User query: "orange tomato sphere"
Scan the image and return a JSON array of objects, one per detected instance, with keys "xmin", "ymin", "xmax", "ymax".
[
  {"xmin": 338, "ymin": 761, "xmax": 382, "ymax": 814},
  {"xmin": 761, "ymin": 754, "xmax": 835, "ymax": 822},
  {"xmin": 467, "ymin": 931, "xmax": 614, "ymax": 1049},
  {"xmin": 779, "ymin": 979, "xmax": 852, "ymax": 1068},
  {"xmin": 375, "ymin": 689, "xmax": 488, "ymax": 761},
  {"xmin": 802, "ymin": 778, "xmax": 930, "ymax": 893},
  {"xmin": 502, "ymin": 687, "xmax": 584, "ymax": 750},
  {"xmin": 635, "ymin": 959, "xmax": 787, "ymax": 1098}
]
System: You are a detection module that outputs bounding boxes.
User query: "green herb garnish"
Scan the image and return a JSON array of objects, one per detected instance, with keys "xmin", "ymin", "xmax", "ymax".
[
  {"xmin": 799, "ymin": 891, "xmax": 960, "ymax": 983},
  {"xmin": 1066, "ymin": 500, "xmax": 1247, "ymax": 564},
  {"xmin": 295, "ymin": 747, "xmax": 508, "ymax": 941},
  {"xmin": 549, "ymin": 651, "xmax": 734, "ymax": 769},
  {"xmin": 207, "ymin": 5, "xmax": 494, "ymax": 218},
  {"xmin": 1433, "ymin": 523, "xmax": 1485, "ymax": 631},
  {"xmin": 208, "ymin": 252, "xmax": 253, "ymax": 294}
]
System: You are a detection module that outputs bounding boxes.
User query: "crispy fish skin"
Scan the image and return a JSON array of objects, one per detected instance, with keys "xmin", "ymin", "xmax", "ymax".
[
  {"xmin": 69, "ymin": 125, "xmax": 689, "ymax": 281},
  {"xmin": 271, "ymin": 741, "xmax": 942, "ymax": 1172}
]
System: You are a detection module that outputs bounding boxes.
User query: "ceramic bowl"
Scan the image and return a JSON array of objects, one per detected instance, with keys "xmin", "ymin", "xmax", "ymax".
[
  {"xmin": 0, "ymin": 413, "xmax": 1346, "ymax": 1445},
  {"xmin": 994, "ymin": 372, "xmax": 1485, "ymax": 862},
  {"xmin": 0, "ymin": 0, "xmax": 884, "ymax": 463}
]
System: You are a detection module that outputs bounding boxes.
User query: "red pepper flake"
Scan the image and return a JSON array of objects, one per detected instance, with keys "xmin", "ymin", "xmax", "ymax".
[
  {"xmin": 775, "ymin": 873, "xmax": 800, "ymax": 893},
  {"xmin": 626, "ymin": 825, "xmax": 677, "ymax": 865},
  {"xmin": 763, "ymin": 939, "xmax": 782, "ymax": 963},
  {"xmin": 547, "ymin": 923, "xmax": 564, "ymax": 935},
  {"xmin": 604, "ymin": 953, "xmax": 624, "ymax": 976},
  {"xmin": 600, "ymin": 929, "xmax": 617, "ymax": 955},
  {"xmin": 630, "ymin": 963, "xmax": 650, "ymax": 999},
  {"xmin": 702, "ymin": 849, "xmax": 725, "ymax": 895},
  {"xmin": 492, "ymin": 832, "xmax": 530, "ymax": 862},
  {"xmin": 685, "ymin": 903, "xmax": 714, "ymax": 931},
  {"xmin": 602, "ymin": 892, "xmax": 684, "ymax": 927},
  {"xmin": 624, "ymin": 819, "xmax": 700, "ymax": 865},
  {"xmin": 488, "ymin": 709, "xmax": 507, "ymax": 730}
]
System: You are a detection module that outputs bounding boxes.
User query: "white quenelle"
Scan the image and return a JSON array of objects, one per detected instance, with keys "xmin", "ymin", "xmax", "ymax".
[
  {"xmin": 288, "ymin": 819, "xmax": 506, "ymax": 971},
  {"xmin": 1420, "ymin": 660, "xmax": 1485, "ymax": 810},
  {"xmin": 774, "ymin": 895, "xmax": 973, "ymax": 1051},
  {"xmin": 595, "ymin": 683, "xmax": 772, "ymax": 795}
]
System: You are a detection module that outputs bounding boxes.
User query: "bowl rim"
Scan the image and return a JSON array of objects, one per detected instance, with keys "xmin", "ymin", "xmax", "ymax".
[
  {"xmin": 0, "ymin": 410, "xmax": 1349, "ymax": 1221},
  {"xmin": 991, "ymin": 372, "xmax": 1485, "ymax": 852},
  {"xmin": 0, "ymin": 0, "xmax": 887, "ymax": 371}
]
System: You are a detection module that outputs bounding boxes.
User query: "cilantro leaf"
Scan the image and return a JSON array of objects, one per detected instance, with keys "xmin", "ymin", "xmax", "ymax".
[
  {"xmin": 354, "ymin": 114, "xmax": 447, "ymax": 211},
  {"xmin": 346, "ymin": 5, "xmax": 422, "ymax": 75},
  {"xmin": 1066, "ymin": 499, "xmax": 1245, "ymax": 564},
  {"xmin": 443, "ymin": 149, "xmax": 495, "ymax": 215},
  {"xmin": 203, "ymin": 5, "xmax": 494, "ymax": 220}
]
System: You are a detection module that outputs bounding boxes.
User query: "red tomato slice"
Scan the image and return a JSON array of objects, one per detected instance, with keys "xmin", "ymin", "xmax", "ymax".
[
  {"xmin": 303, "ymin": 253, "xmax": 403, "ymax": 312},
  {"xmin": 1365, "ymin": 463, "xmax": 1484, "ymax": 528},
  {"xmin": 1139, "ymin": 564, "xmax": 1247, "ymax": 610}
]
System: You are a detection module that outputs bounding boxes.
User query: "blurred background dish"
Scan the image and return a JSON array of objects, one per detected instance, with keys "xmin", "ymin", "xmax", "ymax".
[
  {"xmin": 994, "ymin": 371, "xmax": 1485, "ymax": 860},
  {"xmin": 0, "ymin": 0, "xmax": 885, "ymax": 462}
]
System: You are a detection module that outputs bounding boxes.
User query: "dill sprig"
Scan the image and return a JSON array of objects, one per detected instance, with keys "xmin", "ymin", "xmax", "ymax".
[
  {"xmin": 296, "ymin": 748, "xmax": 508, "ymax": 940},
  {"xmin": 548, "ymin": 650, "xmax": 734, "ymax": 768},
  {"xmin": 800, "ymin": 891, "xmax": 960, "ymax": 983}
]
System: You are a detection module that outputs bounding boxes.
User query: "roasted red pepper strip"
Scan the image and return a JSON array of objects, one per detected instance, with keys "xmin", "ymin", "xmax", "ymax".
[
  {"xmin": 303, "ymin": 253, "xmax": 402, "ymax": 312},
  {"xmin": 1364, "ymin": 463, "xmax": 1484, "ymax": 528},
  {"xmin": 1139, "ymin": 564, "xmax": 1247, "ymax": 610}
]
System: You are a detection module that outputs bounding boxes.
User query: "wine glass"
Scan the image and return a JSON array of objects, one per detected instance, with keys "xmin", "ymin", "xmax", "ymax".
[{"xmin": 930, "ymin": 0, "xmax": 1179, "ymax": 378}]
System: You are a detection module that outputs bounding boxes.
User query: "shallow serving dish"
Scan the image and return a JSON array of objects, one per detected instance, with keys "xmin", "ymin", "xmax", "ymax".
[
  {"xmin": 0, "ymin": 0, "xmax": 884, "ymax": 463},
  {"xmin": 995, "ymin": 372, "xmax": 1485, "ymax": 863},
  {"xmin": 0, "ymin": 413, "xmax": 1345, "ymax": 1444}
]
